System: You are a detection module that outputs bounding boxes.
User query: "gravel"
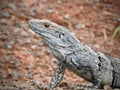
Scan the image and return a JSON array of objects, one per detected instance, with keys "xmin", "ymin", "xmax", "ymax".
[
  {"xmin": 64, "ymin": 14, "xmax": 70, "ymax": 19},
  {"xmin": 7, "ymin": 3, "xmax": 16, "ymax": 10},
  {"xmin": 1, "ymin": 12, "xmax": 11, "ymax": 18},
  {"xmin": 75, "ymin": 22, "xmax": 85, "ymax": 30}
]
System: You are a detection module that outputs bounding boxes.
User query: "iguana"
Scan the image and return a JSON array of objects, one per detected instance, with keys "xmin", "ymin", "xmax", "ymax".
[{"xmin": 28, "ymin": 19, "xmax": 120, "ymax": 89}]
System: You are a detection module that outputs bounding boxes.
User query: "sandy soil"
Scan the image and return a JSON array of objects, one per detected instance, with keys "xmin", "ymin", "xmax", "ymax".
[{"xmin": 0, "ymin": 0, "xmax": 120, "ymax": 90}]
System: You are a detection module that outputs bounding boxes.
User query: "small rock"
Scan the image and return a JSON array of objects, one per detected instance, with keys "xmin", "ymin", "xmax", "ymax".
[
  {"xmin": 26, "ymin": 71, "xmax": 34, "ymax": 79},
  {"xmin": 0, "ymin": 63, "xmax": 4, "ymax": 67},
  {"xmin": 41, "ymin": 0, "xmax": 48, "ymax": 2},
  {"xmin": 18, "ymin": 39, "xmax": 24, "ymax": 45},
  {"xmin": 64, "ymin": 14, "xmax": 70, "ymax": 19},
  {"xmin": 8, "ymin": 3, "xmax": 16, "ymax": 10},
  {"xmin": 46, "ymin": 8, "xmax": 53, "ymax": 14},
  {"xmin": 44, "ymin": 48, "xmax": 51, "ymax": 54},
  {"xmin": 26, "ymin": 65, "xmax": 33, "ymax": 70},
  {"xmin": 19, "ymin": 23, "xmax": 27, "ymax": 29},
  {"xmin": 12, "ymin": 71, "xmax": 19, "ymax": 80},
  {"xmin": 27, "ymin": 74, "xmax": 33, "ymax": 79},
  {"xmin": 14, "ymin": 28, "xmax": 20, "ymax": 33},
  {"xmin": 106, "ymin": 4, "xmax": 113, "ymax": 8},
  {"xmin": 29, "ymin": 10, "xmax": 35, "ymax": 17},
  {"xmin": 79, "ymin": 6, "xmax": 84, "ymax": 10},
  {"xmin": 31, "ymin": 45, "xmax": 36, "ymax": 49},
  {"xmin": 1, "ymin": 71, "xmax": 8, "ymax": 79},
  {"xmin": 0, "ymin": 35, "xmax": 8, "ymax": 41},
  {"xmin": 59, "ymin": 82, "xmax": 70, "ymax": 87},
  {"xmin": 8, "ymin": 70, "xmax": 19, "ymax": 80},
  {"xmin": 75, "ymin": 22, "xmax": 85, "ymax": 30},
  {"xmin": 18, "ymin": 3, "xmax": 25, "ymax": 8},
  {"xmin": 2, "ymin": 12, "xmax": 11, "ymax": 18},
  {"xmin": 85, "ymin": 0, "xmax": 93, "ymax": 5},
  {"xmin": 117, "ymin": 17, "xmax": 120, "ymax": 22},
  {"xmin": 21, "ymin": 31, "xmax": 28, "ymax": 36},
  {"xmin": 16, "ymin": 45, "xmax": 21, "ymax": 50},
  {"xmin": 38, "ymin": 41, "xmax": 45, "ymax": 46},
  {"xmin": 0, "ymin": 19, "xmax": 8, "ymax": 25},
  {"xmin": 22, "ymin": 0, "xmax": 38, "ymax": 7},
  {"xmin": 45, "ymin": 72, "xmax": 51, "ymax": 77},
  {"xmin": 15, "ymin": 60, "xmax": 21, "ymax": 68},
  {"xmin": 94, "ymin": 44, "xmax": 100, "ymax": 48},
  {"xmin": 104, "ymin": 85, "xmax": 112, "ymax": 90},
  {"xmin": 9, "ymin": 40, "xmax": 15, "ymax": 45},
  {"xmin": 30, "ymin": 81, "xmax": 49, "ymax": 89},
  {"xmin": 3, "ymin": 56, "xmax": 11, "ymax": 62},
  {"xmin": 0, "ymin": 42, "xmax": 4, "ymax": 48},
  {"xmin": 8, "ymin": 69, "xmax": 13, "ymax": 75},
  {"xmin": 71, "ymin": 32, "xmax": 76, "ymax": 36},
  {"xmin": 7, "ymin": 44, "xmax": 12, "ymax": 49},
  {"xmin": 25, "ymin": 38, "xmax": 31, "ymax": 44}
]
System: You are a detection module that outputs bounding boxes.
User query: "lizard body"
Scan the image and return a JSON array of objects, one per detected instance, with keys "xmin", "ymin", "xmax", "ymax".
[{"xmin": 28, "ymin": 19, "xmax": 120, "ymax": 89}]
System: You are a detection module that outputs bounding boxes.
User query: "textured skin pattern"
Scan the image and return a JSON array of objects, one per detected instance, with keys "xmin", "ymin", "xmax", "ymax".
[
  {"xmin": 29, "ymin": 19, "xmax": 120, "ymax": 89},
  {"xmin": 50, "ymin": 63, "xmax": 65, "ymax": 88},
  {"xmin": 109, "ymin": 57, "xmax": 120, "ymax": 88}
]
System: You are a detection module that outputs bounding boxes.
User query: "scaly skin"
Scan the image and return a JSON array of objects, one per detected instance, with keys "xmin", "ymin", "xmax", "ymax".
[{"xmin": 29, "ymin": 19, "xmax": 120, "ymax": 89}]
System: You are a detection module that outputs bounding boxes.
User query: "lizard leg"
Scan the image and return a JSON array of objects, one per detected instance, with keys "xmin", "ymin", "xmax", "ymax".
[
  {"xmin": 90, "ymin": 69, "xmax": 102, "ymax": 89},
  {"xmin": 49, "ymin": 63, "xmax": 65, "ymax": 89}
]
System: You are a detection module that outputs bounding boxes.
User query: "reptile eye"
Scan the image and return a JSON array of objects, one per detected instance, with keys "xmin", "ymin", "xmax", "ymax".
[{"xmin": 44, "ymin": 23, "xmax": 50, "ymax": 28}]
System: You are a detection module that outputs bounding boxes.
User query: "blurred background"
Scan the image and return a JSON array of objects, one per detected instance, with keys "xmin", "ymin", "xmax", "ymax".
[{"xmin": 0, "ymin": 0, "xmax": 120, "ymax": 88}]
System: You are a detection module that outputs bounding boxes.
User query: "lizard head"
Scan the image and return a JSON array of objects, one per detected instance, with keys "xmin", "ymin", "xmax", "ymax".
[
  {"xmin": 29, "ymin": 19, "xmax": 65, "ymax": 38},
  {"xmin": 29, "ymin": 19, "xmax": 78, "ymax": 47},
  {"xmin": 29, "ymin": 19, "xmax": 80, "ymax": 60}
]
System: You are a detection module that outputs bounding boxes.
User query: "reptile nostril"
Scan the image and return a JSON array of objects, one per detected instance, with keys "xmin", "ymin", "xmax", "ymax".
[{"xmin": 59, "ymin": 33, "xmax": 64, "ymax": 38}]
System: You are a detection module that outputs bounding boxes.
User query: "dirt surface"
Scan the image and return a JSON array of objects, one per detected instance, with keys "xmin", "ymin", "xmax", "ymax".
[{"xmin": 0, "ymin": 0, "xmax": 120, "ymax": 90}]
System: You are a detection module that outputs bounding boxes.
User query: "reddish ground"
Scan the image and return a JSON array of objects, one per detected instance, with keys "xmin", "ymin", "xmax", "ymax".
[{"xmin": 0, "ymin": 0, "xmax": 120, "ymax": 87}]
